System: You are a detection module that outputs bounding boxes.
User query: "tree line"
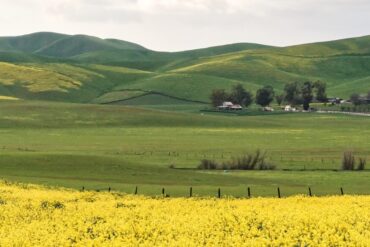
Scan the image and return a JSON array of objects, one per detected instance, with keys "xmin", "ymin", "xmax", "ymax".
[{"xmin": 211, "ymin": 81, "xmax": 327, "ymax": 110}]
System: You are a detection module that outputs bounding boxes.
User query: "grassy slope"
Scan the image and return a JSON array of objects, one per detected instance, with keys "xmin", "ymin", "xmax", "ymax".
[
  {"xmin": 0, "ymin": 33, "xmax": 369, "ymax": 103},
  {"xmin": 0, "ymin": 32, "xmax": 68, "ymax": 53},
  {"xmin": 168, "ymin": 52, "xmax": 370, "ymax": 98},
  {"xmin": 0, "ymin": 62, "xmax": 156, "ymax": 102},
  {"xmin": 0, "ymin": 100, "xmax": 369, "ymax": 196},
  {"xmin": 35, "ymin": 35, "xmax": 147, "ymax": 58}
]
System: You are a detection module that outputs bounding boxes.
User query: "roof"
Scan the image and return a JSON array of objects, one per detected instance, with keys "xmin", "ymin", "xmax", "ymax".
[
  {"xmin": 222, "ymin": 102, "xmax": 234, "ymax": 106},
  {"xmin": 231, "ymin": 104, "xmax": 242, "ymax": 109}
]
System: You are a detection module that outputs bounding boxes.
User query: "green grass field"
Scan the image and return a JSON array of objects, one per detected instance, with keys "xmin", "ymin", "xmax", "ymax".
[{"xmin": 0, "ymin": 100, "xmax": 369, "ymax": 197}]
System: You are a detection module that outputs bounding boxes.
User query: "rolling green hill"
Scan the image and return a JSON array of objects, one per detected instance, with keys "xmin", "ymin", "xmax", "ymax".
[{"xmin": 0, "ymin": 32, "xmax": 369, "ymax": 104}]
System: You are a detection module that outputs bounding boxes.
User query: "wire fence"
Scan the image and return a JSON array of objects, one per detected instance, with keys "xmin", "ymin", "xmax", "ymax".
[{"xmin": 81, "ymin": 185, "xmax": 356, "ymax": 198}]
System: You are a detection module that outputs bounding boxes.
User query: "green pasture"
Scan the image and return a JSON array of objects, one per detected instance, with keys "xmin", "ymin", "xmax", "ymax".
[{"xmin": 0, "ymin": 100, "xmax": 369, "ymax": 197}]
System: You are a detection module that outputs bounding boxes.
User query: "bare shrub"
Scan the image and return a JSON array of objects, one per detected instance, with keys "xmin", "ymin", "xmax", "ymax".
[
  {"xmin": 198, "ymin": 150, "xmax": 275, "ymax": 170},
  {"xmin": 357, "ymin": 158, "xmax": 366, "ymax": 171},
  {"xmin": 198, "ymin": 159, "xmax": 219, "ymax": 170},
  {"xmin": 258, "ymin": 162, "xmax": 276, "ymax": 170},
  {"xmin": 342, "ymin": 151, "xmax": 355, "ymax": 170}
]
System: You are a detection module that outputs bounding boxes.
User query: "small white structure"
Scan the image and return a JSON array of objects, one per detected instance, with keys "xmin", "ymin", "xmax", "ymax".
[
  {"xmin": 263, "ymin": 106, "xmax": 274, "ymax": 112},
  {"xmin": 223, "ymin": 102, "xmax": 234, "ymax": 107},
  {"xmin": 231, "ymin": 104, "xmax": 243, "ymax": 110},
  {"xmin": 217, "ymin": 102, "xmax": 243, "ymax": 110},
  {"xmin": 327, "ymin": 97, "xmax": 343, "ymax": 104},
  {"xmin": 284, "ymin": 105, "xmax": 297, "ymax": 112}
]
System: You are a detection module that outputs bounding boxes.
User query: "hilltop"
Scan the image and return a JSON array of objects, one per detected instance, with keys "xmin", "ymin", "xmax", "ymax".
[{"xmin": 0, "ymin": 32, "xmax": 369, "ymax": 104}]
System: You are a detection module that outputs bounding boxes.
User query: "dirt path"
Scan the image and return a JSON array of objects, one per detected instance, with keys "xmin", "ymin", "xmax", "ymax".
[{"xmin": 317, "ymin": 110, "xmax": 370, "ymax": 117}]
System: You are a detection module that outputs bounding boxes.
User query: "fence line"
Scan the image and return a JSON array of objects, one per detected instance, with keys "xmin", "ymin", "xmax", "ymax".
[{"xmin": 81, "ymin": 186, "xmax": 353, "ymax": 198}]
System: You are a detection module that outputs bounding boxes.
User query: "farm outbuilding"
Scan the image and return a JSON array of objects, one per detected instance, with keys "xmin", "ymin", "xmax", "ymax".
[{"xmin": 217, "ymin": 102, "xmax": 243, "ymax": 110}]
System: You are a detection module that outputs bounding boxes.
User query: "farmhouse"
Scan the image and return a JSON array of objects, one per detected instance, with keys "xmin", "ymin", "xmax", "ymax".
[{"xmin": 217, "ymin": 102, "xmax": 243, "ymax": 110}]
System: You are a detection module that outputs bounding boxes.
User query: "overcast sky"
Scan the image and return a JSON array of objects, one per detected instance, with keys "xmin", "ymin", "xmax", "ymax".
[{"xmin": 1, "ymin": 0, "xmax": 369, "ymax": 51}]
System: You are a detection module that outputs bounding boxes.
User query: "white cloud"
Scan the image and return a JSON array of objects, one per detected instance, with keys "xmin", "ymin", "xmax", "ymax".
[
  {"xmin": 46, "ymin": 0, "xmax": 141, "ymax": 23},
  {"xmin": 0, "ymin": 0, "xmax": 369, "ymax": 50}
]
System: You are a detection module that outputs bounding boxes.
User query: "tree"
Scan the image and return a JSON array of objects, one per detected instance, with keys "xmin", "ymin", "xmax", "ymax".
[
  {"xmin": 313, "ymin": 81, "xmax": 327, "ymax": 102},
  {"xmin": 284, "ymin": 82, "xmax": 302, "ymax": 105},
  {"xmin": 256, "ymin": 86, "xmax": 275, "ymax": 107},
  {"xmin": 210, "ymin": 89, "xmax": 228, "ymax": 107},
  {"xmin": 301, "ymin": 81, "xmax": 313, "ymax": 110},
  {"xmin": 229, "ymin": 84, "xmax": 253, "ymax": 107},
  {"xmin": 350, "ymin": 93, "xmax": 362, "ymax": 106},
  {"xmin": 275, "ymin": 94, "xmax": 285, "ymax": 106},
  {"xmin": 243, "ymin": 91, "xmax": 254, "ymax": 107}
]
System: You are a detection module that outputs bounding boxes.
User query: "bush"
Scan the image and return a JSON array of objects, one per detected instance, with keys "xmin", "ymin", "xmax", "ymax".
[
  {"xmin": 198, "ymin": 159, "xmax": 219, "ymax": 170},
  {"xmin": 258, "ymin": 162, "xmax": 276, "ymax": 170},
  {"xmin": 357, "ymin": 158, "xmax": 366, "ymax": 171},
  {"xmin": 342, "ymin": 151, "xmax": 355, "ymax": 170},
  {"xmin": 197, "ymin": 150, "xmax": 275, "ymax": 170},
  {"xmin": 169, "ymin": 164, "xmax": 176, "ymax": 169}
]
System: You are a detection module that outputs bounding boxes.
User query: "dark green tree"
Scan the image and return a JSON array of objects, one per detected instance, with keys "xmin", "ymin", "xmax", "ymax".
[
  {"xmin": 229, "ymin": 84, "xmax": 253, "ymax": 107},
  {"xmin": 284, "ymin": 82, "xmax": 302, "ymax": 105},
  {"xmin": 210, "ymin": 89, "xmax": 228, "ymax": 107},
  {"xmin": 313, "ymin": 81, "xmax": 327, "ymax": 102},
  {"xmin": 350, "ymin": 93, "xmax": 362, "ymax": 106},
  {"xmin": 256, "ymin": 86, "xmax": 275, "ymax": 107},
  {"xmin": 301, "ymin": 81, "xmax": 313, "ymax": 110},
  {"xmin": 275, "ymin": 94, "xmax": 285, "ymax": 106}
]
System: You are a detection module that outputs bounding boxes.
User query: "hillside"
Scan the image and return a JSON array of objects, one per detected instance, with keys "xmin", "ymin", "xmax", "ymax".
[{"xmin": 0, "ymin": 32, "xmax": 369, "ymax": 103}]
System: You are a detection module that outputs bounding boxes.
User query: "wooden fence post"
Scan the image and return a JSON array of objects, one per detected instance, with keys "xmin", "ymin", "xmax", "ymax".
[
  {"xmin": 162, "ymin": 188, "xmax": 165, "ymax": 197},
  {"xmin": 277, "ymin": 187, "xmax": 281, "ymax": 198},
  {"xmin": 189, "ymin": 187, "xmax": 192, "ymax": 197},
  {"xmin": 134, "ymin": 186, "xmax": 138, "ymax": 195},
  {"xmin": 218, "ymin": 188, "xmax": 221, "ymax": 198},
  {"xmin": 108, "ymin": 187, "xmax": 111, "ymax": 192},
  {"xmin": 247, "ymin": 187, "xmax": 251, "ymax": 198},
  {"xmin": 340, "ymin": 187, "xmax": 344, "ymax": 195},
  {"xmin": 82, "ymin": 186, "xmax": 85, "ymax": 192},
  {"xmin": 308, "ymin": 187, "xmax": 312, "ymax": 197}
]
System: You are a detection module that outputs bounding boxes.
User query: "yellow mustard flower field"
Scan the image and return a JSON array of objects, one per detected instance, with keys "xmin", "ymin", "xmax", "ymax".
[{"xmin": 0, "ymin": 181, "xmax": 369, "ymax": 246}]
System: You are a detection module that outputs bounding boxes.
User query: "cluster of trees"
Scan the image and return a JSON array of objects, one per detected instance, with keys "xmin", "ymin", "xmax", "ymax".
[
  {"xmin": 210, "ymin": 81, "xmax": 327, "ymax": 110},
  {"xmin": 210, "ymin": 84, "xmax": 252, "ymax": 107},
  {"xmin": 210, "ymin": 84, "xmax": 276, "ymax": 108},
  {"xmin": 350, "ymin": 91, "xmax": 370, "ymax": 106},
  {"xmin": 281, "ymin": 81, "xmax": 327, "ymax": 110}
]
